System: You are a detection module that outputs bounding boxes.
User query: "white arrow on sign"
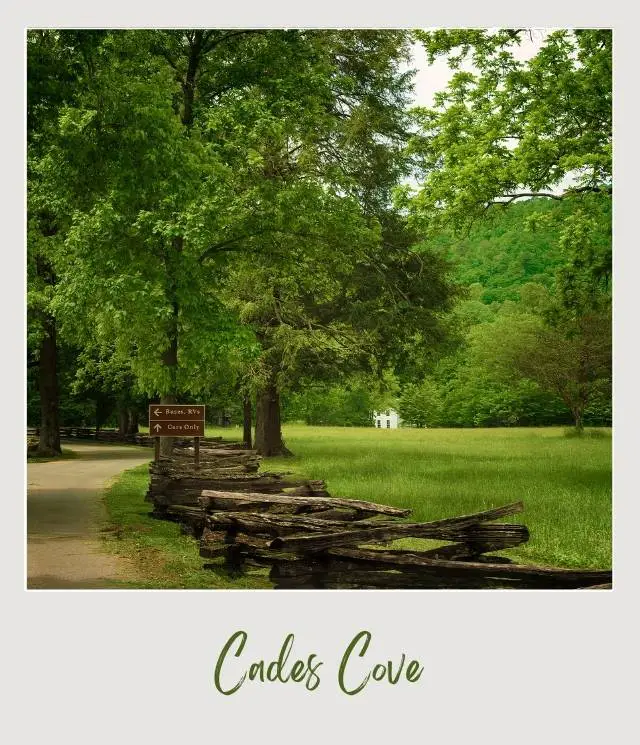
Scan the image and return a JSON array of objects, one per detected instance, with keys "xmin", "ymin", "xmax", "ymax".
[
  {"xmin": 153, "ymin": 424, "xmax": 162, "ymax": 432},
  {"xmin": 154, "ymin": 408, "xmax": 161, "ymax": 417}
]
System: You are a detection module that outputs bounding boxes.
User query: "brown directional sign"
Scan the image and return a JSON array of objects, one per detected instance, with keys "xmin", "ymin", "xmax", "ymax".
[
  {"xmin": 148, "ymin": 404, "xmax": 205, "ymax": 437},
  {"xmin": 149, "ymin": 405, "xmax": 205, "ymax": 421},
  {"xmin": 149, "ymin": 421, "xmax": 205, "ymax": 437}
]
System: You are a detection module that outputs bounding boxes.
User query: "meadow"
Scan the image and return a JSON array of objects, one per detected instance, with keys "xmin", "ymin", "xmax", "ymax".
[
  {"xmin": 106, "ymin": 424, "xmax": 611, "ymax": 588},
  {"xmin": 263, "ymin": 425, "xmax": 612, "ymax": 569}
]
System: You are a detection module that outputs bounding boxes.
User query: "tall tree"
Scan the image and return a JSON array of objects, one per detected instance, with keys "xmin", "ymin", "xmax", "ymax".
[
  {"xmin": 225, "ymin": 209, "xmax": 453, "ymax": 455},
  {"xmin": 27, "ymin": 31, "xmax": 107, "ymax": 455},
  {"xmin": 35, "ymin": 30, "xmax": 419, "ymax": 455}
]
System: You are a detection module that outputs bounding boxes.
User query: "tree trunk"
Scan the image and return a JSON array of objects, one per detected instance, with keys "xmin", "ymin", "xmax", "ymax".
[
  {"xmin": 160, "ymin": 238, "xmax": 181, "ymax": 457},
  {"xmin": 157, "ymin": 37, "xmax": 203, "ymax": 456},
  {"xmin": 117, "ymin": 400, "xmax": 129, "ymax": 436},
  {"xmin": 159, "ymin": 294, "xmax": 178, "ymax": 456},
  {"xmin": 127, "ymin": 409, "xmax": 139, "ymax": 434},
  {"xmin": 95, "ymin": 394, "xmax": 110, "ymax": 435},
  {"xmin": 37, "ymin": 315, "xmax": 61, "ymax": 456},
  {"xmin": 243, "ymin": 395, "xmax": 252, "ymax": 449},
  {"xmin": 254, "ymin": 379, "xmax": 292, "ymax": 457},
  {"xmin": 574, "ymin": 408, "xmax": 585, "ymax": 433},
  {"xmin": 159, "ymin": 393, "xmax": 176, "ymax": 456},
  {"xmin": 181, "ymin": 32, "xmax": 202, "ymax": 128}
]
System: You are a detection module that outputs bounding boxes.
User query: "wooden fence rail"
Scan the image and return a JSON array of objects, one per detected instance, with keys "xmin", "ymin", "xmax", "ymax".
[
  {"xmin": 144, "ymin": 455, "xmax": 612, "ymax": 590},
  {"xmin": 26, "ymin": 427, "xmax": 245, "ymax": 449}
]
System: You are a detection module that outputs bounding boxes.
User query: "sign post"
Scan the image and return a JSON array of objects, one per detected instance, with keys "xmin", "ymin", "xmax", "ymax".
[{"xmin": 148, "ymin": 405, "xmax": 206, "ymax": 466}]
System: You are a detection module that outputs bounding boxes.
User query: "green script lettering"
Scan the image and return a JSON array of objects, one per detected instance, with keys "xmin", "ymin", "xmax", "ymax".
[
  {"xmin": 338, "ymin": 630, "xmax": 372, "ymax": 695},
  {"xmin": 214, "ymin": 630, "xmax": 248, "ymax": 695}
]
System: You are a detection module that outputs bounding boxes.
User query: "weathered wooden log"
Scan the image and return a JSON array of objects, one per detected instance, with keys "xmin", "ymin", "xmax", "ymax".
[
  {"xmin": 199, "ymin": 545, "xmax": 229, "ymax": 560},
  {"xmin": 154, "ymin": 503, "xmax": 203, "ymax": 519},
  {"xmin": 268, "ymin": 523, "xmax": 529, "ymax": 553},
  {"xmin": 165, "ymin": 455, "xmax": 261, "ymax": 472},
  {"xmin": 170, "ymin": 455, "xmax": 261, "ymax": 470},
  {"xmin": 268, "ymin": 562, "xmax": 514, "ymax": 589},
  {"xmin": 178, "ymin": 445, "xmax": 257, "ymax": 454},
  {"xmin": 201, "ymin": 528, "xmax": 270, "ymax": 553},
  {"xmin": 267, "ymin": 502, "xmax": 526, "ymax": 552},
  {"xmin": 150, "ymin": 461, "xmax": 258, "ymax": 478},
  {"xmin": 175, "ymin": 446, "xmax": 258, "ymax": 458},
  {"xmin": 283, "ymin": 481, "xmax": 331, "ymax": 499},
  {"xmin": 320, "ymin": 548, "xmax": 611, "ymax": 588},
  {"xmin": 307, "ymin": 508, "xmax": 363, "ymax": 521},
  {"xmin": 147, "ymin": 475, "xmax": 326, "ymax": 508},
  {"xmin": 396, "ymin": 540, "xmax": 524, "ymax": 561},
  {"xmin": 269, "ymin": 560, "xmax": 609, "ymax": 589},
  {"xmin": 154, "ymin": 504, "xmax": 205, "ymax": 532},
  {"xmin": 199, "ymin": 490, "xmax": 411, "ymax": 517},
  {"xmin": 204, "ymin": 511, "xmax": 403, "ymax": 536},
  {"xmin": 199, "ymin": 528, "xmax": 235, "ymax": 558},
  {"xmin": 147, "ymin": 469, "xmax": 277, "ymax": 487},
  {"xmin": 272, "ymin": 576, "xmax": 516, "ymax": 590},
  {"xmin": 206, "ymin": 511, "xmax": 529, "ymax": 558}
]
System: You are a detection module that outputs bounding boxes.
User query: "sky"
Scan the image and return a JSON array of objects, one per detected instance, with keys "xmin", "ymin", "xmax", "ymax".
[{"xmin": 409, "ymin": 29, "xmax": 548, "ymax": 109}]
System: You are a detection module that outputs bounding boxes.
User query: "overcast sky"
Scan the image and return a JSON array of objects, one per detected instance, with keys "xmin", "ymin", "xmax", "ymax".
[{"xmin": 409, "ymin": 29, "xmax": 548, "ymax": 108}]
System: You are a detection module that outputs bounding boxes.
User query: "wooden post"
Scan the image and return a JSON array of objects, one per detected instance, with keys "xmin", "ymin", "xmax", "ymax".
[
  {"xmin": 154, "ymin": 436, "xmax": 160, "ymax": 463},
  {"xmin": 194, "ymin": 436, "xmax": 200, "ymax": 470}
]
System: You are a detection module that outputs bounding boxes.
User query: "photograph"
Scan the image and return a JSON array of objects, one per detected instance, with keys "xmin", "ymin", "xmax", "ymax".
[{"xmin": 26, "ymin": 27, "xmax": 612, "ymax": 591}]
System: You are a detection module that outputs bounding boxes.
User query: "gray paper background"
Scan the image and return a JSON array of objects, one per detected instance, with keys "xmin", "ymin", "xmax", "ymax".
[{"xmin": 6, "ymin": 2, "xmax": 635, "ymax": 743}]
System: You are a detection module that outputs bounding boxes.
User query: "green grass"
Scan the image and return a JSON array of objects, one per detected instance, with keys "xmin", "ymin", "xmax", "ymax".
[
  {"xmin": 105, "ymin": 424, "xmax": 611, "ymax": 587},
  {"xmin": 264, "ymin": 425, "xmax": 612, "ymax": 570},
  {"xmin": 102, "ymin": 464, "xmax": 271, "ymax": 589}
]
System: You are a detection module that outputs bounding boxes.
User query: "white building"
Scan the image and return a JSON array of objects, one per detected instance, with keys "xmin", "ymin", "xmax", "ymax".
[{"xmin": 373, "ymin": 409, "xmax": 401, "ymax": 429}]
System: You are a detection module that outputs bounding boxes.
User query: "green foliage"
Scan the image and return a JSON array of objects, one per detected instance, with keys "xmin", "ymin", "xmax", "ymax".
[
  {"xmin": 406, "ymin": 29, "xmax": 611, "ymax": 235},
  {"xmin": 26, "ymin": 28, "xmax": 612, "ymax": 438},
  {"xmin": 396, "ymin": 30, "xmax": 612, "ymax": 431},
  {"xmin": 428, "ymin": 198, "xmax": 571, "ymax": 303},
  {"xmin": 284, "ymin": 385, "xmax": 375, "ymax": 427},
  {"xmin": 398, "ymin": 379, "xmax": 444, "ymax": 427},
  {"xmin": 283, "ymin": 373, "xmax": 397, "ymax": 426},
  {"xmin": 398, "ymin": 288, "xmax": 610, "ymax": 429},
  {"xmin": 29, "ymin": 30, "xmax": 421, "ymax": 406}
]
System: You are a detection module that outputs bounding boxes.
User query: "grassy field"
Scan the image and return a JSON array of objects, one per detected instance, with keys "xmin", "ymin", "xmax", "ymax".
[
  {"xmin": 106, "ymin": 424, "xmax": 611, "ymax": 587},
  {"xmin": 264, "ymin": 425, "xmax": 612, "ymax": 570}
]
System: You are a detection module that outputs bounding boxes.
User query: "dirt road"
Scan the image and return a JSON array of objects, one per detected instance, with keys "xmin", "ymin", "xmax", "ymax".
[{"xmin": 27, "ymin": 443, "xmax": 151, "ymax": 589}]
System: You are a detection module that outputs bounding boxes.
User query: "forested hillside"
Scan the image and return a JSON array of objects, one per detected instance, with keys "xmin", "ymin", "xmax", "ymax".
[{"xmin": 434, "ymin": 199, "xmax": 572, "ymax": 302}]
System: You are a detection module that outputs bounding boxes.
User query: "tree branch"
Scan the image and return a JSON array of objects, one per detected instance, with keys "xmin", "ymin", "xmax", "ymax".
[
  {"xmin": 202, "ymin": 30, "xmax": 264, "ymax": 54},
  {"xmin": 198, "ymin": 231, "xmax": 268, "ymax": 263},
  {"xmin": 485, "ymin": 184, "xmax": 611, "ymax": 212},
  {"xmin": 490, "ymin": 192, "xmax": 564, "ymax": 207}
]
